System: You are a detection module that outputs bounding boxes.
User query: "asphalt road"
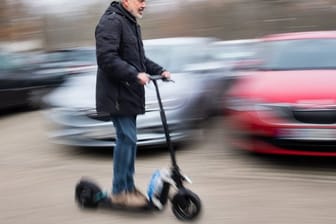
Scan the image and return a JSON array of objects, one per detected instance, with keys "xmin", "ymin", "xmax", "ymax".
[{"xmin": 1, "ymin": 110, "xmax": 336, "ymax": 224}]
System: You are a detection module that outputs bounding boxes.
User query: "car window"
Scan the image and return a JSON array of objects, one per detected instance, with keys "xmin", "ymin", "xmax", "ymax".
[
  {"xmin": 68, "ymin": 49, "xmax": 96, "ymax": 62},
  {"xmin": 258, "ymin": 39, "xmax": 336, "ymax": 70},
  {"xmin": 145, "ymin": 44, "xmax": 210, "ymax": 73},
  {"xmin": 44, "ymin": 52, "xmax": 68, "ymax": 63},
  {"xmin": 211, "ymin": 43, "xmax": 257, "ymax": 62},
  {"xmin": 0, "ymin": 53, "xmax": 24, "ymax": 71},
  {"xmin": 44, "ymin": 49, "xmax": 96, "ymax": 63}
]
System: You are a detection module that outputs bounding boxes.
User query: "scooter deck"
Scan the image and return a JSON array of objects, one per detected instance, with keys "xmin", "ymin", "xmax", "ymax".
[{"xmin": 97, "ymin": 196, "xmax": 154, "ymax": 212}]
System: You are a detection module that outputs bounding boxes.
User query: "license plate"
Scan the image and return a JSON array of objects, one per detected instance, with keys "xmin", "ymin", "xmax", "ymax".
[{"xmin": 278, "ymin": 128, "xmax": 336, "ymax": 141}]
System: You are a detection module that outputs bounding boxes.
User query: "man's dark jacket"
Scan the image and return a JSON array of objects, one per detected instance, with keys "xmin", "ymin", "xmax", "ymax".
[{"xmin": 95, "ymin": 1, "xmax": 164, "ymax": 116}]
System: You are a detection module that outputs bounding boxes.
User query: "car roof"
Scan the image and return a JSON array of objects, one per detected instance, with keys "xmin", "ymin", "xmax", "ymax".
[
  {"xmin": 46, "ymin": 46, "xmax": 95, "ymax": 53},
  {"xmin": 45, "ymin": 38, "xmax": 217, "ymax": 52},
  {"xmin": 262, "ymin": 30, "xmax": 336, "ymax": 41},
  {"xmin": 143, "ymin": 37, "xmax": 217, "ymax": 46},
  {"xmin": 212, "ymin": 39, "xmax": 259, "ymax": 46}
]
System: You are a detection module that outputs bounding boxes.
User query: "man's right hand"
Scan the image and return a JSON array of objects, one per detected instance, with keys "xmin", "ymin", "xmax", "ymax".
[{"xmin": 137, "ymin": 72, "xmax": 150, "ymax": 85}]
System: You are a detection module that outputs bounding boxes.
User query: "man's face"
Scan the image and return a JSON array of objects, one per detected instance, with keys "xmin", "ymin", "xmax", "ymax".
[{"xmin": 124, "ymin": 0, "xmax": 146, "ymax": 19}]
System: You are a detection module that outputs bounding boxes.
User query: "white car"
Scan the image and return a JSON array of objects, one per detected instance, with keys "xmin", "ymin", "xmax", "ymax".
[{"xmin": 43, "ymin": 37, "xmax": 232, "ymax": 148}]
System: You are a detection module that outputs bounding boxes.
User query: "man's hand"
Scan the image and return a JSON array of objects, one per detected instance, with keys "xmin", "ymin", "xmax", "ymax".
[
  {"xmin": 161, "ymin": 70, "xmax": 171, "ymax": 80},
  {"xmin": 137, "ymin": 72, "xmax": 150, "ymax": 85}
]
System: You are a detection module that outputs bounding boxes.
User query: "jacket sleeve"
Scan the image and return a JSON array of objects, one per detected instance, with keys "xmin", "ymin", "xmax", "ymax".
[
  {"xmin": 145, "ymin": 56, "xmax": 165, "ymax": 76},
  {"xmin": 95, "ymin": 14, "xmax": 138, "ymax": 82}
]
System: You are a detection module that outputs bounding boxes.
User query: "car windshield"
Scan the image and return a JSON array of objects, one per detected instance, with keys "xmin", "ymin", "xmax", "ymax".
[
  {"xmin": 0, "ymin": 53, "xmax": 26, "ymax": 71},
  {"xmin": 145, "ymin": 44, "xmax": 210, "ymax": 73},
  {"xmin": 67, "ymin": 49, "xmax": 96, "ymax": 62},
  {"xmin": 45, "ymin": 49, "xmax": 96, "ymax": 63},
  {"xmin": 258, "ymin": 39, "xmax": 336, "ymax": 70},
  {"xmin": 210, "ymin": 43, "xmax": 257, "ymax": 62}
]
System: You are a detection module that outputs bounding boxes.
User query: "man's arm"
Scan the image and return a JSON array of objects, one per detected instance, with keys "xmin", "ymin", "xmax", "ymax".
[
  {"xmin": 145, "ymin": 57, "xmax": 171, "ymax": 79},
  {"xmin": 144, "ymin": 57, "xmax": 164, "ymax": 76}
]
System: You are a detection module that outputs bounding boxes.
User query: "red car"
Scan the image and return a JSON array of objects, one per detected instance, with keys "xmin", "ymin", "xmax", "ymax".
[{"xmin": 225, "ymin": 31, "xmax": 336, "ymax": 156}]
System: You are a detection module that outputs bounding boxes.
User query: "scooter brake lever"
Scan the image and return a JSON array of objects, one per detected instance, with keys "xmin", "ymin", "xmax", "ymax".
[
  {"xmin": 162, "ymin": 77, "xmax": 175, "ymax": 83},
  {"xmin": 150, "ymin": 75, "xmax": 174, "ymax": 83}
]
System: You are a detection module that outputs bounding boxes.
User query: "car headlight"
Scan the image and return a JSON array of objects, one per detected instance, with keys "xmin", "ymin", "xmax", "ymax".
[
  {"xmin": 225, "ymin": 97, "xmax": 270, "ymax": 111},
  {"xmin": 82, "ymin": 125, "xmax": 116, "ymax": 139},
  {"xmin": 47, "ymin": 107, "xmax": 107, "ymax": 127},
  {"xmin": 145, "ymin": 98, "xmax": 185, "ymax": 111}
]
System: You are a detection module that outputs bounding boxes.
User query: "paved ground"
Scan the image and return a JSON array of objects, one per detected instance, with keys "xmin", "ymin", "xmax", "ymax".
[{"xmin": 1, "ymin": 110, "xmax": 336, "ymax": 224}]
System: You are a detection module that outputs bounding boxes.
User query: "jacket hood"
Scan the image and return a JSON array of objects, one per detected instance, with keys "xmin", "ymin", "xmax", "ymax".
[{"xmin": 108, "ymin": 1, "xmax": 137, "ymax": 24}]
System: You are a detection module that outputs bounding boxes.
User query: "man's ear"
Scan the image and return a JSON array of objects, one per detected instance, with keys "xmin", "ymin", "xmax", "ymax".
[{"xmin": 122, "ymin": 0, "xmax": 129, "ymax": 8}]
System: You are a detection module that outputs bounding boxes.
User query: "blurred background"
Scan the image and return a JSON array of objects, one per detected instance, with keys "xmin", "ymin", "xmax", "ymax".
[
  {"xmin": 2, "ymin": 0, "xmax": 336, "ymax": 50},
  {"xmin": 2, "ymin": 0, "xmax": 336, "ymax": 150},
  {"xmin": 3, "ymin": 1, "xmax": 336, "ymax": 224}
]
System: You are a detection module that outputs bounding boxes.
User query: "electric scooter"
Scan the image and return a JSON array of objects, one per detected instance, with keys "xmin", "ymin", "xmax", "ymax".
[{"xmin": 74, "ymin": 76, "xmax": 202, "ymax": 221}]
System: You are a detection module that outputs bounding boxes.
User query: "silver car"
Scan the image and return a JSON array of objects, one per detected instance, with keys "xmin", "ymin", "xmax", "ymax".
[{"xmin": 43, "ymin": 37, "xmax": 231, "ymax": 148}]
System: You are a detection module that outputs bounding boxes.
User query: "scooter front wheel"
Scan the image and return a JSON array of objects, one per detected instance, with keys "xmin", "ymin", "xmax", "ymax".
[
  {"xmin": 75, "ymin": 178, "xmax": 102, "ymax": 209},
  {"xmin": 171, "ymin": 188, "xmax": 202, "ymax": 221}
]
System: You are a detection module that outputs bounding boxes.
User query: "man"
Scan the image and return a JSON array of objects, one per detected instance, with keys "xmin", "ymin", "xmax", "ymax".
[{"xmin": 95, "ymin": 0, "xmax": 171, "ymax": 208}]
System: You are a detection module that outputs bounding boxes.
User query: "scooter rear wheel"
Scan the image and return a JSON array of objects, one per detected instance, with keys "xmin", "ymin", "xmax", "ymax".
[
  {"xmin": 171, "ymin": 188, "xmax": 201, "ymax": 221},
  {"xmin": 75, "ymin": 179, "xmax": 102, "ymax": 209}
]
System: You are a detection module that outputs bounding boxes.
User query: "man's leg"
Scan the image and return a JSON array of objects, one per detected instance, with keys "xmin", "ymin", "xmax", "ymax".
[
  {"xmin": 111, "ymin": 116, "xmax": 146, "ymax": 207},
  {"xmin": 126, "ymin": 116, "xmax": 137, "ymax": 192},
  {"xmin": 121, "ymin": 117, "xmax": 147, "ymax": 200},
  {"xmin": 111, "ymin": 116, "xmax": 135, "ymax": 195}
]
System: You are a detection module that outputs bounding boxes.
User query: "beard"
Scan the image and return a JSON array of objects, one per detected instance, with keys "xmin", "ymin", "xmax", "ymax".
[{"xmin": 130, "ymin": 8, "xmax": 144, "ymax": 19}]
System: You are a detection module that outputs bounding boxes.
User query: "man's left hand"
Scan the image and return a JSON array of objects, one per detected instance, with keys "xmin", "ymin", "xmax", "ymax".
[{"xmin": 161, "ymin": 70, "xmax": 171, "ymax": 80}]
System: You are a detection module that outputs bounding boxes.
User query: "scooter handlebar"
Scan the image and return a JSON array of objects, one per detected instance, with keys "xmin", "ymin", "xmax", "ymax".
[{"xmin": 150, "ymin": 75, "xmax": 174, "ymax": 82}]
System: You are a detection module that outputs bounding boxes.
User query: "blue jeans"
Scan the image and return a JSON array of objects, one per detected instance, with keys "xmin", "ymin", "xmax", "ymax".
[{"xmin": 111, "ymin": 116, "xmax": 137, "ymax": 195}]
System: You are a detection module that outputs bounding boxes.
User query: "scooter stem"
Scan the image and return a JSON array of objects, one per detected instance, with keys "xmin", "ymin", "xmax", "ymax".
[{"xmin": 151, "ymin": 78, "xmax": 179, "ymax": 171}]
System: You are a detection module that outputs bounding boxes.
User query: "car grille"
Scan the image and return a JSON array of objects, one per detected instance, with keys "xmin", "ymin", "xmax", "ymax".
[
  {"xmin": 292, "ymin": 109, "xmax": 336, "ymax": 124},
  {"xmin": 265, "ymin": 104, "xmax": 336, "ymax": 124},
  {"xmin": 256, "ymin": 136, "xmax": 336, "ymax": 152}
]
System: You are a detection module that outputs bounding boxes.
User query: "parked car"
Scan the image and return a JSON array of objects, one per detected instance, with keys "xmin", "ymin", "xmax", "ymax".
[
  {"xmin": 38, "ymin": 47, "xmax": 97, "ymax": 75},
  {"xmin": 224, "ymin": 30, "xmax": 336, "ymax": 156},
  {"xmin": 0, "ymin": 50, "xmax": 67, "ymax": 111},
  {"xmin": 43, "ymin": 37, "xmax": 233, "ymax": 148}
]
